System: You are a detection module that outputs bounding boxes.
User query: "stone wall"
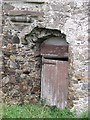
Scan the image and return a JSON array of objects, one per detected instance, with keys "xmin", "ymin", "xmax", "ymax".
[
  {"xmin": 1, "ymin": 0, "xmax": 89, "ymax": 114},
  {"xmin": 0, "ymin": 0, "xmax": 4, "ymax": 118}
]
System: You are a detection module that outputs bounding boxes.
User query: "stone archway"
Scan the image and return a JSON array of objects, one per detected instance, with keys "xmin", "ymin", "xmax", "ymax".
[
  {"xmin": 25, "ymin": 27, "xmax": 70, "ymax": 108},
  {"xmin": 2, "ymin": 26, "xmax": 72, "ymax": 107}
]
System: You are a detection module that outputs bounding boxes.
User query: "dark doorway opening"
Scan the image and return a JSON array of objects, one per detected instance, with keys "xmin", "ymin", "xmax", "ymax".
[
  {"xmin": 40, "ymin": 36, "xmax": 69, "ymax": 109},
  {"xmin": 44, "ymin": 57, "xmax": 68, "ymax": 61}
]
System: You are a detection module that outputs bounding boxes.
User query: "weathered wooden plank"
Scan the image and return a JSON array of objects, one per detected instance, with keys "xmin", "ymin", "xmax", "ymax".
[
  {"xmin": 41, "ymin": 44, "xmax": 68, "ymax": 57},
  {"xmin": 41, "ymin": 59, "xmax": 68, "ymax": 109},
  {"xmin": 41, "ymin": 59, "xmax": 56, "ymax": 105},
  {"xmin": 56, "ymin": 61, "xmax": 68, "ymax": 108}
]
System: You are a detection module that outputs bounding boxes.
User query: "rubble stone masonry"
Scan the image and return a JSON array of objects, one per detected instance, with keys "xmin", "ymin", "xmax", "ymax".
[{"xmin": 0, "ymin": 0, "xmax": 89, "ymax": 114}]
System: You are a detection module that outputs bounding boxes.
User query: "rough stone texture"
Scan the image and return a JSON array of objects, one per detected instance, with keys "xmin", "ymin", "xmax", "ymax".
[
  {"xmin": 1, "ymin": 0, "xmax": 89, "ymax": 114},
  {"xmin": 0, "ymin": 0, "xmax": 4, "ymax": 118}
]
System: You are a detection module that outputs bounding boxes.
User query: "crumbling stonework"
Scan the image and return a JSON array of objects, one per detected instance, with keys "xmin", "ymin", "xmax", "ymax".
[{"xmin": 0, "ymin": 0, "xmax": 89, "ymax": 114}]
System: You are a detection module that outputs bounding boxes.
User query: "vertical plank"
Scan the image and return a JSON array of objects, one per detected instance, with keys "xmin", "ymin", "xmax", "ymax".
[
  {"xmin": 57, "ymin": 61, "xmax": 68, "ymax": 108},
  {"xmin": 41, "ymin": 58, "xmax": 68, "ymax": 108},
  {"xmin": 41, "ymin": 59, "xmax": 56, "ymax": 105}
]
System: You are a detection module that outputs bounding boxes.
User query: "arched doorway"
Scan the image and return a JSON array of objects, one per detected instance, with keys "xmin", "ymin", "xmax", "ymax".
[
  {"xmin": 24, "ymin": 27, "xmax": 69, "ymax": 107},
  {"xmin": 40, "ymin": 36, "xmax": 68, "ymax": 109}
]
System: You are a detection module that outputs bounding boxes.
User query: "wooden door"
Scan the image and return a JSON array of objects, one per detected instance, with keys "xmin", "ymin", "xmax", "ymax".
[{"xmin": 41, "ymin": 58, "xmax": 68, "ymax": 109}]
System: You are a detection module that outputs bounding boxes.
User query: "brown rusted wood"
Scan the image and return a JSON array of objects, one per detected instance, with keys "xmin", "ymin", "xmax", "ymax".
[
  {"xmin": 41, "ymin": 44, "xmax": 68, "ymax": 57},
  {"xmin": 42, "ymin": 61, "xmax": 56, "ymax": 65},
  {"xmin": 41, "ymin": 58, "xmax": 68, "ymax": 109}
]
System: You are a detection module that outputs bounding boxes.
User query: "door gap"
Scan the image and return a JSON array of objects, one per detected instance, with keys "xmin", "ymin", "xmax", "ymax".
[{"xmin": 44, "ymin": 57, "xmax": 68, "ymax": 61}]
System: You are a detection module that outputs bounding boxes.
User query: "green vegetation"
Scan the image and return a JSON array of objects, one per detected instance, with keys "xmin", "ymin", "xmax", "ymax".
[
  {"xmin": 2, "ymin": 103, "xmax": 89, "ymax": 118},
  {"xmin": 80, "ymin": 111, "xmax": 89, "ymax": 118},
  {"xmin": 0, "ymin": 103, "xmax": 3, "ymax": 119}
]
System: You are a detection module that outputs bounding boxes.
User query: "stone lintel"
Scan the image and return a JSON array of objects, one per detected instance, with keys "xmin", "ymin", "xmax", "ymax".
[
  {"xmin": 3, "ymin": 0, "xmax": 45, "ymax": 4},
  {"xmin": 6, "ymin": 10, "xmax": 44, "ymax": 17}
]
